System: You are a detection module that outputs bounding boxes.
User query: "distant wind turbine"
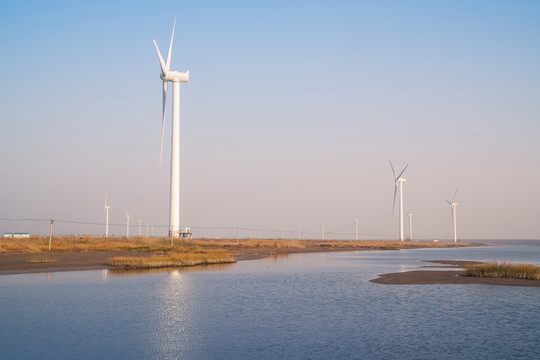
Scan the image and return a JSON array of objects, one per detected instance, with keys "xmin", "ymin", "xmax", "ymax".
[
  {"xmin": 103, "ymin": 197, "xmax": 110, "ymax": 238},
  {"xmin": 354, "ymin": 218, "xmax": 359, "ymax": 241},
  {"xmin": 390, "ymin": 161, "xmax": 409, "ymax": 241},
  {"xmin": 153, "ymin": 19, "xmax": 189, "ymax": 239},
  {"xmin": 446, "ymin": 187, "xmax": 459, "ymax": 243}
]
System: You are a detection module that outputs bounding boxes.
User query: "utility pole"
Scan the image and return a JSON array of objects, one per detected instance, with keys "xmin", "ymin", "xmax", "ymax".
[
  {"xmin": 354, "ymin": 218, "xmax": 359, "ymax": 241},
  {"xmin": 49, "ymin": 219, "xmax": 54, "ymax": 250},
  {"xmin": 236, "ymin": 226, "xmax": 239, "ymax": 245},
  {"xmin": 321, "ymin": 222, "xmax": 324, "ymax": 240},
  {"xmin": 298, "ymin": 225, "xmax": 301, "ymax": 241}
]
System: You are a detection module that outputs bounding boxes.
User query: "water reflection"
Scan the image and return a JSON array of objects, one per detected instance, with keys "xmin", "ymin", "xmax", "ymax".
[
  {"xmin": 108, "ymin": 263, "xmax": 234, "ymax": 277},
  {"xmin": 147, "ymin": 269, "xmax": 201, "ymax": 359}
]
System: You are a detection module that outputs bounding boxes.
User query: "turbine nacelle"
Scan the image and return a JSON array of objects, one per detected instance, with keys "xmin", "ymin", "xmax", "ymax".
[{"xmin": 161, "ymin": 70, "xmax": 189, "ymax": 83}]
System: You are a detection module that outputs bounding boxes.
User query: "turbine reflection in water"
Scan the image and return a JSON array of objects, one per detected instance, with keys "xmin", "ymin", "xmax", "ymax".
[{"xmin": 148, "ymin": 270, "xmax": 202, "ymax": 359}]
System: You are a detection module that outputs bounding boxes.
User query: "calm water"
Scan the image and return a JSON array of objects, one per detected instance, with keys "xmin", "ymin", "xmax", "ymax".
[{"xmin": 1, "ymin": 245, "xmax": 539, "ymax": 359}]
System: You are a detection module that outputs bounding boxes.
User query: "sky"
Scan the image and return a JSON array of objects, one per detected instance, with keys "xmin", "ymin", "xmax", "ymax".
[{"xmin": 1, "ymin": 0, "xmax": 539, "ymax": 240}]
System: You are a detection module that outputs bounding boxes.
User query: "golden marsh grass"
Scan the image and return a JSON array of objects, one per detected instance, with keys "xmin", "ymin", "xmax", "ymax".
[
  {"xmin": 465, "ymin": 261, "xmax": 540, "ymax": 280},
  {"xmin": 109, "ymin": 249, "xmax": 235, "ymax": 269},
  {"xmin": 0, "ymin": 236, "xmax": 196, "ymax": 253},
  {"xmin": 0, "ymin": 236, "xmax": 473, "ymax": 254}
]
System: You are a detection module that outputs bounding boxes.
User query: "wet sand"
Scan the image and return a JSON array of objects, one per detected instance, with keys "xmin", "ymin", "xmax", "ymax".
[
  {"xmin": 370, "ymin": 260, "xmax": 540, "ymax": 287},
  {"xmin": 0, "ymin": 252, "xmax": 138, "ymax": 275}
]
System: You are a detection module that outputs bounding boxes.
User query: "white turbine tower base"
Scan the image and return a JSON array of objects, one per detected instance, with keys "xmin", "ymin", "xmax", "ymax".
[
  {"xmin": 354, "ymin": 218, "xmax": 359, "ymax": 241},
  {"xmin": 125, "ymin": 211, "xmax": 130, "ymax": 238},
  {"xmin": 407, "ymin": 212, "xmax": 413, "ymax": 241},
  {"xmin": 153, "ymin": 19, "xmax": 189, "ymax": 239},
  {"xmin": 390, "ymin": 161, "xmax": 409, "ymax": 242},
  {"xmin": 104, "ymin": 197, "xmax": 110, "ymax": 238}
]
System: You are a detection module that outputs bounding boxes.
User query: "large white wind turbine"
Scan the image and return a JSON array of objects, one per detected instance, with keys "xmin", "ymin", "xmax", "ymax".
[
  {"xmin": 446, "ymin": 187, "xmax": 459, "ymax": 243},
  {"xmin": 153, "ymin": 19, "xmax": 189, "ymax": 238},
  {"xmin": 390, "ymin": 161, "xmax": 409, "ymax": 241}
]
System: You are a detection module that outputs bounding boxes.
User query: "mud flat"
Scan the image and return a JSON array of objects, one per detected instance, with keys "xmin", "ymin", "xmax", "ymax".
[{"xmin": 370, "ymin": 260, "xmax": 540, "ymax": 287}]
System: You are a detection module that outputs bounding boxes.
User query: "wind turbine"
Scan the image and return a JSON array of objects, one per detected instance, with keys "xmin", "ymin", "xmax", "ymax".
[
  {"xmin": 354, "ymin": 218, "xmax": 359, "ymax": 241},
  {"xmin": 103, "ymin": 197, "xmax": 110, "ymax": 238},
  {"xmin": 390, "ymin": 161, "xmax": 409, "ymax": 241},
  {"xmin": 153, "ymin": 19, "xmax": 189, "ymax": 238},
  {"xmin": 446, "ymin": 187, "xmax": 459, "ymax": 243}
]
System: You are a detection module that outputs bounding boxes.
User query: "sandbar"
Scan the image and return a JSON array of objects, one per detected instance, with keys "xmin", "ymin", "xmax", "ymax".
[{"xmin": 370, "ymin": 260, "xmax": 540, "ymax": 287}]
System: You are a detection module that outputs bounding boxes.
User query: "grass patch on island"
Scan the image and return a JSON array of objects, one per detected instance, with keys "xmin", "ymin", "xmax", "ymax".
[
  {"xmin": 465, "ymin": 261, "xmax": 540, "ymax": 280},
  {"xmin": 109, "ymin": 248, "xmax": 235, "ymax": 269}
]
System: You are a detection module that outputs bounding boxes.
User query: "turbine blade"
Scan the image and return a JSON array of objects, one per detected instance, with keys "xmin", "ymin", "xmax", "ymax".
[
  {"xmin": 389, "ymin": 160, "xmax": 396, "ymax": 179},
  {"xmin": 159, "ymin": 80, "xmax": 168, "ymax": 167},
  {"xmin": 392, "ymin": 183, "xmax": 397, "ymax": 215},
  {"xmin": 153, "ymin": 39, "xmax": 168, "ymax": 75},
  {"xmin": 445, "ymin": 200, "xmax": 451, "ymax": 205},
  {"xmin": 397, "ymin": 163, "xmax": 409, "ymax": 180},
  {"xmin": 166, "ymin": 18, "xmax": 176, "ymax": 72},
  {"xmin": 452, "ymin": 186, "xmax": 459, "ymax": 203}
]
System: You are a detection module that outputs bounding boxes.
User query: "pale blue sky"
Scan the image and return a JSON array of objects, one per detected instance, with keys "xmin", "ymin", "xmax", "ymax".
[{"xmin": 1, "ymin": 0, "xmax": 539, "ymax": 239}]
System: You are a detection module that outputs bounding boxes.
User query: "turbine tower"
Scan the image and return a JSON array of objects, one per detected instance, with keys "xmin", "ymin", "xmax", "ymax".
[
  {"xmin": 125, "ymin": 211, "xmax": 130, "ymax": 238},
  {"xmin": 354, "ymin": 218, "xmax": 359, "ymax": 241},
  {"xmin": 407, "ymin": 212, "xmax": 413, "ymax": 241},
  {"xmin": 153, "ymin": 19, "xmax": 189, "ymax": 238},
  {"xmin": 390, "ymin": 161, "xmax": 409, "ymax": 241},
  {"xmin": 104, "ymin": 197, "xmax": 110, "ymax": 238},
  {"xmin": 446, "ymin": 187, "xmax": 459, "ymax": 243}
]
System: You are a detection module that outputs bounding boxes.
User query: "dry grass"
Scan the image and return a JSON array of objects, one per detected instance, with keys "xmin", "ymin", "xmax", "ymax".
[
  {"xmin": 465, "ymin": 261, "xmax": 540, "ymax": 280},
  {"xmin": 0, "ymin": 236, "xmax": 196, "ymax": 254},
  {"xmin": 109, "ymin": 248, "xmax": 235, "ymax": 269},
  {"xmin": 189, "ymin": 238, "xmax": 473, "ymax": 250},
  {"xmin": 0, "ymin": 236, "xmax": 473, "ymax": 254}
]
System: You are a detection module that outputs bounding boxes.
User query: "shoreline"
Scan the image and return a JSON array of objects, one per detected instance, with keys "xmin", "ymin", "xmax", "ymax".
[
  {"xmin": 0, "ymin": 241, "xmax": 494, "ymax": 277},
  {"xmin": 370, "ymin": 260, "xmax": 540, "ymax": 287},
  {"xmin": 0, "ymin": 246, "xmax": 375, "ymax": 275}
]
